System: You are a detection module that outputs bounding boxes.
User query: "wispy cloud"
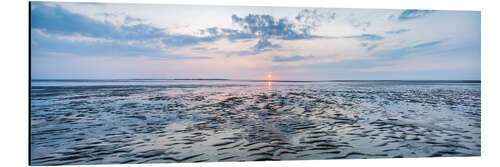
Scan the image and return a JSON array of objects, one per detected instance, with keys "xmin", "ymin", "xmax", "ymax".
[
  {"xmin": 31, "ymin": 29, "xmax": 162, "ymax": 57},
  {"xmin": 346, "ymin": 34, "xmax": 384, "ymax": 41},
  {"xmin": 371, "ymin": 39, "xmax": 446, "ymax": 61},
  {"xmin": 294, "ymin": 9, "xmax": 336, "ymax": 34},
  {"xmin": 367, "ymin": 44, "xmax": 378, "ymax": 51},
  {"xmin": 413, "ymin": 40, "xmax": 444, "ymax": 48},
  {"xmin": 385, "ymin": 29, "xmax": 410, "ymax": 34},
  {"xmin": 124, "ymin": 16, "xmax": 144, "ymax": 24},
  {"xmin": 199, "ymin": 27, "xmax": 255, "ymax": 41},
  {"xmin": 161, "ymin": 34, "xmax": 217, "ymax": 47},
  {"xmin": 273, "ymin": 55, "xmax": 314, "ymax": 62},
  {"xmin": 226, "ymin": 50, "xmax": 267, "ymax": 57},
  {"xmin": 398, "ymin": 10, "xmax": 435, "ymax": 21}
]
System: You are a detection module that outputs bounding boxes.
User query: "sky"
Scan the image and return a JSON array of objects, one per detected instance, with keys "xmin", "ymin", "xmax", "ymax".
[{"xmin": 30, "ymin": 2, "xmax": 481, "ymax": 80}]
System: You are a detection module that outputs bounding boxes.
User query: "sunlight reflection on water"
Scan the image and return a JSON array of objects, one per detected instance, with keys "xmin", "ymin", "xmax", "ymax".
[{"xmin": 267, "ymin": 80, "xmax": 272, "ymax": 95}]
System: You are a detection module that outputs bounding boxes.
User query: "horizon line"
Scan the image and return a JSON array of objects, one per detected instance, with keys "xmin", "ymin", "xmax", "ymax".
[{"xmin": 30, "ymin": 78, "xmax": 481, "ymax": 82}]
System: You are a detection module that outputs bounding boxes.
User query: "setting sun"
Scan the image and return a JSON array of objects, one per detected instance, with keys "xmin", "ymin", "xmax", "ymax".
[{"xmin": 267, "ymin": 73, "xmax": 272, "ymax": 80}]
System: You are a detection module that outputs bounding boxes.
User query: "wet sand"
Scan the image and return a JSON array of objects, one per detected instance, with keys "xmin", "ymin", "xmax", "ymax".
[{"xmin": 30, "ymin": 80, "xmax": 481, "ymax": 165}]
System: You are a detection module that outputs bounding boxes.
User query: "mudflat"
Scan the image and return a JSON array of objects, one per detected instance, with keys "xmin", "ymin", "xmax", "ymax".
[{"xmin": 30, "ymin": 80, "xmax": 481, "ymax": 165}]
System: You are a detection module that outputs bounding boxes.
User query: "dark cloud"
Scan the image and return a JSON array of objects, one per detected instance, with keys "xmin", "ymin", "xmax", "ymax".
[
  {"xmin": 385, "ymin": 29, "xmax": 410, "ymax": 34},
  {"xmin": 346, "ymin": 34, "xmax": 384, "ymax": 41},
  {"xmin": 273, "ymin": 55, "xmax": 313, "ymax": 62},
  {"xmin": 398, "ymin": 10, "xmax": 435, "ymax": 21}
]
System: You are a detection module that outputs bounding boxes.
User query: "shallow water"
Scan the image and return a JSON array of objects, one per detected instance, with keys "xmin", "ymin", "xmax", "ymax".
[{"xmin": 30, "ymin": 80, "xmax": 481, "ymax": 165}]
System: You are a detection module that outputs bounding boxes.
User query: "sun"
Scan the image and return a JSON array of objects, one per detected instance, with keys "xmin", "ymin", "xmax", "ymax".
[{"xmin": 267, "ymin": 73, "xmax": 272, "ymax": 80}]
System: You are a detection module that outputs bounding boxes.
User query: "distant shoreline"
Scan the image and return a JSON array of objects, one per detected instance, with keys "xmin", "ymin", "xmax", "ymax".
[{"xmin": 30, "ymin": 79, "xmax": 481, "ymax": 83}]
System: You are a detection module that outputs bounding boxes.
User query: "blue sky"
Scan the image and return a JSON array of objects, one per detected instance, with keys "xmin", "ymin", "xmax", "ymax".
[{"xmin": 30, "ymin": 2, "xmax": 480, "ymax": 80}]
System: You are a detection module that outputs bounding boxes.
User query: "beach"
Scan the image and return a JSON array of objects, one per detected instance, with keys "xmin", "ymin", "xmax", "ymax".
[{"xmin": 30, "ymin": 80, "xmax": 481, "ymax": 165}]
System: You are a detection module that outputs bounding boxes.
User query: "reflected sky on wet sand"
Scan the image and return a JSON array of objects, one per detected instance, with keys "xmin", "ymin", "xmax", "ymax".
[{"xmin": 31, "ymin": 80, "xmax": 480, "ymax": 165}]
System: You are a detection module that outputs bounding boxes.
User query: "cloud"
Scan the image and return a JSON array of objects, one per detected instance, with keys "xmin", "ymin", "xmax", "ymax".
[
  {"xmin": 273, "ymin": 55, "xmax": 313, "ymax": 62},
  {"xmin": 31, "ymin": 3, "xmax": 223, "ymax": 48},
  {"xmin": 387, "ymin": 15, "xmax": 396, "ymax": 20},
  {"xmin": 398, "ymin": 10, "xmax": 435, "ymax": 21},
  {"xmin": 34, "ymin": 4, "xmax": 332, "ymax": 45},
  {"xmin": 371, "ymin": 39, "xmax": 445, "ymax": 60},
  {"xmin": 31, "ymin": 3, "xmax": 119, "ymax": 39},
  {"xmin": 34, "ymin": 3, "xmax": 322, "ymax": 59},
  {"xmin": 31, "ymin": 3, "xmax": 169, "ymax": 41},
  {"xmin": 226, "ymin": 38, "xmax": 281, "ymax": 57},
  {"xmin": 413, "ymin": 40, "xmax": 444, "ymax": 48},
  {"xmin": 199, "ymin": 27, "xmax": 254, "ymax": 39},
  {"xmin": 385, "ymin": 29, "xmax": 410, "ymax": 34},
  {"xmin": 190, "ymin": 47, "xmax": 210, "ymax": 51},
  {"xmin": 32, "ymin": 29, "xmax": 215, "ymax": 60},
  {"xmin": 231, "ymin": 14, "xmax": 320, "ymax": 40},
  {"xmin": 295, "ymin": 9, "xmax": 336, "ymax": 34},
  {"xmin": 367, "ymin": 44, "xmax": 378, "ymax": 51},
  {"xmin": 348, "ymin": 20, "xmax": 371, "ymax": 31},
  {"xmin": 230, "ymin": 11, "xmax": 334, "ymax": 54},
  {"xmin": 360, "ymin": 43, "xmax": 377, "ymax": 51},
  {"xmin": 346, "ymin": 34, "xmax": 384, "ymax": 41},
  {"xmin": 124, "ymin": 16, "xmax": 144, "ymax": 24},
  {"xmin": 253, "ymin": 38, "xmax": 281, "ymax": 50},
  {"xmin": 161, "ymin": 34, "xmax": 218, "ymax": 47},
  {"xmin": 226, "ymin": 50, "xmax": 266, "ymax": 57},
  {"xmin": 32, "ymin": 3, "xmax": 337, "ymax": 60},
  {"xmin": 31, "ymin": 29, "xmax": 163, "ymax": 57}
]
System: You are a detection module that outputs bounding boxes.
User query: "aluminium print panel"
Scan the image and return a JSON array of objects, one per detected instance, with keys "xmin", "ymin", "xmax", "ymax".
[{"xmin": 30, "ymin": 1, "xmax": 481, "ymax": 166}]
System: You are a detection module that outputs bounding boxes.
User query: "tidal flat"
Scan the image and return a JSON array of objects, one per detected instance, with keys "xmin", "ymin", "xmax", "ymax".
[{"xmin": 30, "ymin": 80, "xmax": 481, "ymax": 165}]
